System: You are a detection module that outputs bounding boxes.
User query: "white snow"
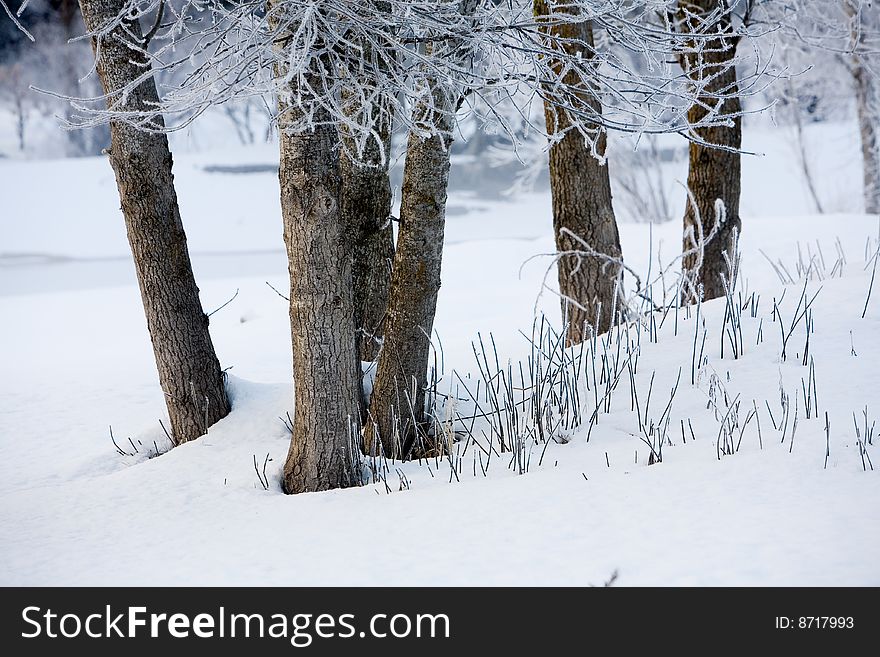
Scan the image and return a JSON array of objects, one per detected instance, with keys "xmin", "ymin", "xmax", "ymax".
[{"xmin": 0, "ymin": 118, "xmax": 878, "ymax": 586}]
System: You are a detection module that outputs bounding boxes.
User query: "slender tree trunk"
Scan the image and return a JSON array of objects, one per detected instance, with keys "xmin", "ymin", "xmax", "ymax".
[
  {"xmin": 340, "ymin": 0, "xmax": 396, "ymax": 368},
  {"xmin": 363, "ymin": 0, "xmax": 476, "ymax": 458},
  {"xmin": 854, "ymin": 66, "xmax": 880, "ymax": 214},
  {"xmin": 787, "ymin": 78, "xmax": 825, "ymax": 214},
  {"xmin": 678, "ymin": 0, "xmax": 743, "ymax": 303},
  {"xmin": 14, "ymin": 93, "xmax": 25, "ymax": 151},
  {"xmin": 848, "ymin": 2, "xmax": 880, "ymax": 214},
  {"xmin": 276, "ymin": 73, "xmax": 362, "ymax": 494},
  {"xmin": 60, "ymin": 0, "xmax": 91, "ymax": 156},
  {"xmin": 78, "ymin": 0, "xmax": 230, "ymax": 444},
  {"xmin": 343, "ymin": 140, "xmax": 395, "ymax": 430},
  {"xmin": 363, "ymin": 91, "xmax": 453, "ymax": 459},
  {"xmin": 534, "ymin": 3, "xmax": 624, "ymax": 343},
  {"xmin": 341, "ymin": 119, "xmax": 395, "ymax": 367}
]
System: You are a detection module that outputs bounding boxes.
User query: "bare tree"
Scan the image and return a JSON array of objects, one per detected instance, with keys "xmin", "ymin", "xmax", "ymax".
[
  {"xmin": 754, "ymin": 0, "xmax": 879, "ymax": 212},
  {"xmin": 783, "ymin": 76, "xmax": 825, "ymax": 214},
  {"xmin": 0, "ymin": 62, "xmax": 30, "ymax": 150},
  {"xmin": 0, "ymin": 0, "xmax": 109, "ymax": 156},
  {"xmin": 845, "ymin": 0, "xmax": 880, "ymax": 214},
  {"xmin": 364, "ymin": 0, "xmax": 477, "ymax": 458},
  {"xmin": 222, "ymin": 100, "xmax": 256, "ymax": 145},
  {"xmin": 77, "ymin": 0, "xmax": 230, "ymax": 443},
  {"xmin": 338, "ymin": 0, "xmax": 396, "ymax": 367},
  {"xmin": 535, "ymin": 1, "xmax": 624, "ymax": 343},
  {"xmin": 677, "ymin": 0, "xmax": 747, "ymax": 303},
  {"xmin": 272, "ymin": 10, "xmax": 362, "ymax": 493},
  {"xmin": 57, "ymin": 0, "xmax": 95, "ymax": 155}
]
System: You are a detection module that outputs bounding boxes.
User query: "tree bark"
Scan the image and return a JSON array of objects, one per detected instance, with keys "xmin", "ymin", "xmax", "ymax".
[
  {"xmin": 534, "ymin": 2, "xmax": 624, "ymax": 343},
  {"xmin": 340, "ymin": 0, "xmax": 396, "ymax": 367},
  {"xmin": 363, "ymin": 91, "xmax": 453, "ymax": 459},
  {"xmin": 340, "ymin": 116, "xmax": 395, "ymax": 368},
  {"xmin": 78, "ymin": 0, "xmax": 230, "ymax": 444},
  {"xmin": 276, "ymin": 76, "xmax": 362, "ymax": 494},
  {"xmin": 678, "ymin": 0, "xmax": 743, "ymax": 303},
  {"xmin": 847, "ymin": 1, "xmax": 880, "ymax": 215},
  {"xmin": 14, "ymin": 89, "xmax": 25, "ymax": 151},
  {"xmin": 853, "ymin": 65, "xmax": 879, "ymax": 214},
  {"xmin": 363, "ymin": 0, "xmax": 476, "ymax": 458}
]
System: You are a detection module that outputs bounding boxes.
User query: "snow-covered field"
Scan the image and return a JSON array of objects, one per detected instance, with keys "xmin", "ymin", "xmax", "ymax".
[{"xmin": 1, "ymin": 119, "xmax": 878, "ymax": 585}]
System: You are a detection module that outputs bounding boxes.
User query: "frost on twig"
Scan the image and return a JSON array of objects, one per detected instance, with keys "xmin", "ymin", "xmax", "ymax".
[{"xmin": 47, "ymin": 0, "xmax": 773, "ymax": 161}]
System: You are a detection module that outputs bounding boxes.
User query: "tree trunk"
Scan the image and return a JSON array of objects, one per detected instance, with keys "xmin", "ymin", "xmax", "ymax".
[
  {"xmin": 60, "ymin": 0, "xmax": 96, "ymax": 156},
  {"xmin": 78, "ymin": 0, "xmax": 230, "ymax": 444},
  {"xmin": 341, "ymin": 120, "xmax": 395, "ymax": 368},
  {"xmin": 363, "ymin": 96, "xmax": 453, "ymax": 459},
  {"xmin": 340, "ymin": 0, "xmax": 396, "ymax": 367},
  {"xmin": 678, "ymin": 0, "xmax": 743, "ymax": 303},
  {"xmin": 848, "ymin": 2, "xmax": 880, "ymax": 214},
  {"xmin": 534, "ymin": 3, "xmax": 624, "ymax": 343},
  {"xmin": 277, "ymin": 78, "xmax": 362, "ymax": 494},
  {"xmin": 363, "ymin": 0, "xmax": 477, "ymax": 458},
  {"xmin": 854, "ymin": 66, "xmax": 879, "ymax": 214},
  {"xmin": 14, "ymin": 92, "xmax": 25, "ymax": 151}
]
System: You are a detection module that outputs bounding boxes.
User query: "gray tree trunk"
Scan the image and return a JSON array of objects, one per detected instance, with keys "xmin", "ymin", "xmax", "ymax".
[
  {"xmin": 678, "ymin": 0, "xmax": 743, "ymax": 303},
  {"xmin": 341, "ymin": 120, "xmax": 394, "ymax": 367},
  {"xmin": 14, "ymin": 92, "xmax": 25, "ymax": 151},
  {"xmin": 848, "ymin": 2, "xmax": 880, "ymax": 214},
  {"xmin": 535, "ymin": 3, "xmax": 624, "ymax": 344},
  {"xmin": 854, "ymin": 66, "xmax": 879, "ymax": 214},
  {"xmin": 78, "ymin": 0, "xmax": 230, "ymax": 444},
  {"xmin": 340, "ymin": 0, "xmax": 396, "ymax": 367},
  {"xmin": 363, "ymin": 92, "xmax": 454, "ymax": 459},
  {"xmin": 276, "ymin": 77, "xmax": 362, "ymax": 494},
  {"xmin": 60, "ymin": 0, "xmax": 106, "ymax": 156},
  {"xmin": 363, "ymin": 0, "xmax": 476, "ymax": 458}
]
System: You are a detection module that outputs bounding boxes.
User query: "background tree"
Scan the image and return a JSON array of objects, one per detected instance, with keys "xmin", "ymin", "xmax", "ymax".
[
  {"xmin": 676, "ymin": 0, "xmax": 748, "ymax": 303},
  {"xmin": 77, "ymin": 0, "xmax": 230, "ymax": 443},
  {"xmin": 535, "ymin": 1, "xmax": 624, "ymax": 343},
  {"xmin": 844, "ymin": 0, "xmax": 880, "ymax": 214},
  {"xmin": 0, "ymin": 0, "xmax": 108, "ymax": 156},
  {"xmin": 0, "ymin": 61, "xmax": 31, "ymax": 150},
  {"xmin": 53, "ymin": 0, "xmax": 97, "ymax": 155},
  {"xmin": 753, "ymin": 0, "xmax": 879, "ymax": 215}
]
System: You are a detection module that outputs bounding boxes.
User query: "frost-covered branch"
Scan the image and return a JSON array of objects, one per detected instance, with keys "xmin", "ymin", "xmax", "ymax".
[{"xmin": 54, "ymin": 0, "xmax": 771, "ymax": 158}]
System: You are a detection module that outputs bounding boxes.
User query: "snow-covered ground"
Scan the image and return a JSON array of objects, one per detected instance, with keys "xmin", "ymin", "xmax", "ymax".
[{"xmin": 1, "ymin": 119, "xmax": 878, "ymax": 585}]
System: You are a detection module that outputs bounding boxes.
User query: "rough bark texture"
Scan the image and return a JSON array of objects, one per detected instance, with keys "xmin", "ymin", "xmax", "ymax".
[
  {"xmin": 363, "ymin": 0, "xmax": 476, "ymax": 458},
  {"xmin": 341, "ymin": 126, "xmax": 395, "ymax": 365},
  {"xmin": 848, "ymin": 3, "xmax": 880, "ymax": 214},
  {"xmin": 79, "ymin": 0, "xmax": 229, "ymax": 444},
  {"xmin": 363, "ymin": 99, "xmax": 453, "ymax": 459},
  {"xmin": 277, "ymin": 80, "xmax": 361, "ymax": 494},
  {"xmin": 340, "ymin": 1, "xmax": 396, "ymax": 366},
  {"xmin": 854, "ymin": 66, "xmax": 879, "ymax": 214},
  {"xmin": 534, "ymin": 2, "xmax": 624, "ymax": 344},
  {"xmin": 678, "ymin": 0, "xmax": 743, "ymax": 303}
]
